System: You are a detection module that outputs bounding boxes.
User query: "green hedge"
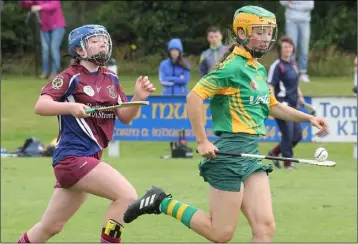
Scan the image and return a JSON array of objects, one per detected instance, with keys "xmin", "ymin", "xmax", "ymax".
[{"xmin": 1, "ymin": 1, "xmax": 356, "ymax": 76}]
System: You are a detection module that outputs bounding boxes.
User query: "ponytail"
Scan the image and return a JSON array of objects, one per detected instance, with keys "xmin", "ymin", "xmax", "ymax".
[
  {"xmin": 214, "ymin": 28, "xmax": 241, "ymax": 68},
  {"xmin": 63, "ymin": 53, "xmax": 80, "ymax": 64},
  {"xmin": 217, "ymin": 43, "xmax": 240, "ymax": 64}
]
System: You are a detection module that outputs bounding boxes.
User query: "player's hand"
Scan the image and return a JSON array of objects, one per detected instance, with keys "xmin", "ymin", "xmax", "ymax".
[
  {"xmin": 197, "ymin": 140, "xmax": 218, "ymax": 158},
  {"xmin": 309, "ymin": 116, "xmax": 329, "ymax": 137},
  {"xmin": 134, "ymin": 76, "xmax": 156, "ymax": 100},
  {"xmin": 70, "ymin": 103, "xmax": 90, "ymax": 118}
]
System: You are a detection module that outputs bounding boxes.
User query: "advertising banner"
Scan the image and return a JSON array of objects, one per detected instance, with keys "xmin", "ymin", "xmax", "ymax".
[{"xmin": 112, "ymin": 96, "xmax": 312, "ymax": 142}]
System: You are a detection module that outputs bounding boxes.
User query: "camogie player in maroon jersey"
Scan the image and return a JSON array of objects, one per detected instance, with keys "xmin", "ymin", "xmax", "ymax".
[{"xmin": 17, "ymin": 25, "xmax": 155, "ymax": 243}]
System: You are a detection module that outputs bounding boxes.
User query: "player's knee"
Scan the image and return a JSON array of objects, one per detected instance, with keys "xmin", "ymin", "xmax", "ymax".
[
  {"xmin": 39, "ymin": 221, "xmax": 64, "ymax": 236},
  {"xmin": 125, "ymin": 186, "xmax": 138, "ymax": 203},
  {"xmin": 252, "ymin": 219, "xmax": 275, "ymax": 240},
  {"xmin": 210, "ymin": 227, "xmax": 235, "ymax": 243},
  {"xmin": 116, "ymin": 185, "xmax": 137, "ymax": 204}
]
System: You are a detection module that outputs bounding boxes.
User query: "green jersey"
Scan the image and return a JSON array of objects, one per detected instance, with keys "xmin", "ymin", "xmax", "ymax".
[{"xmin": 192, "ymin": 46, "xmax": 278, "ymax": 136}]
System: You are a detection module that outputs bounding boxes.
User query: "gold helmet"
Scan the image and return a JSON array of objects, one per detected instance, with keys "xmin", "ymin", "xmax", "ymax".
[{"xmin": 233, "ymin": 6, "xmax": 277, "ymax": 58}]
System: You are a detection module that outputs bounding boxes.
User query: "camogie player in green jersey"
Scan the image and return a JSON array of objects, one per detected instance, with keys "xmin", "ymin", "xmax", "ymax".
[{"xmin": 123, "ymin": 6, "xmax": 329, "ymax": 243}]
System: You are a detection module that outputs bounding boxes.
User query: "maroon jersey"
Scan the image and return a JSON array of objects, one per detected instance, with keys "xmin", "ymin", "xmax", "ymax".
[{"xmin": 40, "ymin": 63, "xmax": 128, "ymax": 165}]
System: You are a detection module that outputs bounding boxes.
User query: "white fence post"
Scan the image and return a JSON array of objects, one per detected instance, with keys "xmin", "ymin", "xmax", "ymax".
[{"xmin": 108, "ymin": 140, "xmax": 120, "ymax": 157}]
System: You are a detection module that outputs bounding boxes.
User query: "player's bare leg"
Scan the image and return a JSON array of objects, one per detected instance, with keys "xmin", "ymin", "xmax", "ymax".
[
  {"xmin": 18, "ymin": 189, "xmax": 87, "ymax": 243},
  {"xmin": 72, "ymin": 162, "xmax": 137, "ymax": 243},
  {"xmin": 189, "ymin": 186, "xmax": 244, "ymax": 242},
  {"xmin": 124, "ymin": 185, "xmax": 244, "ymax": 243},
  {"xmin": 241, "ymin": 172, "xmax": 276, "ymax": 242}
]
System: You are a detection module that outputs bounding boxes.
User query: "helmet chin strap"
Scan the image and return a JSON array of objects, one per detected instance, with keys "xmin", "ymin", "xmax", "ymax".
[
  {"xmin": 87, "ymin": 52, "xmax": 110, "ymax": 66},
  {"xmin": 249, "ymin": 48, "xmax": 265, "ymax": 59},
  {"xmin": 78, "ymin": 52, "xmax": 110, "ymax": 66},
  {"xmin": 234, "ymin": 36, "xmax": 266, "ymax": 59}
]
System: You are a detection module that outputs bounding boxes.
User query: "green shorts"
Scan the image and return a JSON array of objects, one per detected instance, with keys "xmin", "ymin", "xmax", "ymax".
[{"xmin": 199, "ymin": 133, "xmax": 273, "ymax": 192}]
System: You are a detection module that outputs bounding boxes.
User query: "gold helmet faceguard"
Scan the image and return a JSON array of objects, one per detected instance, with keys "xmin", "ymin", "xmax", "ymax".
[{"xmin": 233, "ymin": 6, "xmax": 278, "ymax": 59}]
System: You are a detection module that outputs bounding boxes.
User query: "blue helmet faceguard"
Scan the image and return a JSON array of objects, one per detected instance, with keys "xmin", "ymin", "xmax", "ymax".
[{"xmin": 68, "ymin": 24, "xmax": 112, "ymax": 66}]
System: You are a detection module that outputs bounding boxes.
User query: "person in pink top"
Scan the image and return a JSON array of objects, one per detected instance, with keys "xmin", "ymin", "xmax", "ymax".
[{"xmin": 20, "ymin": 0, "xmax": 66, "ymax": 80}]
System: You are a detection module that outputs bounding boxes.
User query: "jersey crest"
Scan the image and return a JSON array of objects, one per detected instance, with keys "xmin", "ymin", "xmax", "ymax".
[
  {"xmin": 51, "ymin": 76, "xmax": 64, "ymax": 90},
  {"xmin": 84, "ymin": 85, "xmax": 95, "ymax": 97},
  {"xmin": 107, "ymin": 85, "xmax": 116, "ymax": 99},
  {"xmin": 250, "ymin": 80, "xmax": 258, "ymax": 90}
]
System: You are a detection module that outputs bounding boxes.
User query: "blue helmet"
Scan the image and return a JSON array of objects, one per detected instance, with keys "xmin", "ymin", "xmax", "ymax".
[{"xmin": 68, "ymin": 24, "xmax": 112, "ymax": 65}]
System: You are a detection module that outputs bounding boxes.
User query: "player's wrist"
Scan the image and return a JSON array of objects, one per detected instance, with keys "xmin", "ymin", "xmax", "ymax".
[
  {"xmin": 307, "ymin": 114, "xmax": 315, "ymax": 123},
  {"xmin": 196, "ymin": 137, "xmax": 209, "ymax": 144},
  {"xmin": 132, "ymin": 94, "xmax": 147, "ymax": 102},
  {"xmin": 67, "ymin": 102, "xmax": 77, "ymax": 110}
]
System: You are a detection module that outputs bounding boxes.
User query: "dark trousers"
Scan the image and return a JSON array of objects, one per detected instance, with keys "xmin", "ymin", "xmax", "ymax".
[{"xmin": 275, "ymin": 119, "xmax": 303, "ymax": 158}]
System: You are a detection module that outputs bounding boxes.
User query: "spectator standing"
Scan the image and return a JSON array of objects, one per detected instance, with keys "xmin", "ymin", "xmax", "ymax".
[
  {"xmin": 267, "ymin": 36, "xmax": 306, "ymax": 169},
  {"xmin": 280, "ymin": 0, "xmax": 314, "ymax": 83},
  {"xmin": 199, "ymin": 26, "xmax": 229, "ymax": 78},
  {"xmin": 159, "ymin": 38, "xmax": 191, "ymax": 96},
  {"xmin": 353, "ymin": 56, "xmax": 357, "ymax": 95},
  {"xmin": 20, "ymin": 0, "xmax": 66, "ymax": 80}
]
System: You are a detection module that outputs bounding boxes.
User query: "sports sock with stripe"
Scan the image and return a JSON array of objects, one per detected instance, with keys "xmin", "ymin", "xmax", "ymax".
[
  {"xmin": 101, "ymin": 219, "xmax": 123, "ymax": 243},
  {"xmin": 17, "ymin": 232, "xmax": 30, "ymax": 243},
  {"xmin": 159, "ymin": 198, "xmax": 198, "ymax": 228}
]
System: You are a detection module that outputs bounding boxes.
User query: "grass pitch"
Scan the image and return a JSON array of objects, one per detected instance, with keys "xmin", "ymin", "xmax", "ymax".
[{"xmin": 1, "ymin": 74, "xmax": 356, "ymax": 242}]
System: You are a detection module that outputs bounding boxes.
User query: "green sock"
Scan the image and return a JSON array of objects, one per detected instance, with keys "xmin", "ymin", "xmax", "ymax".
[{"xmin": 159, "ymin": 198, "xmax": 198, "ymax": 229}]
